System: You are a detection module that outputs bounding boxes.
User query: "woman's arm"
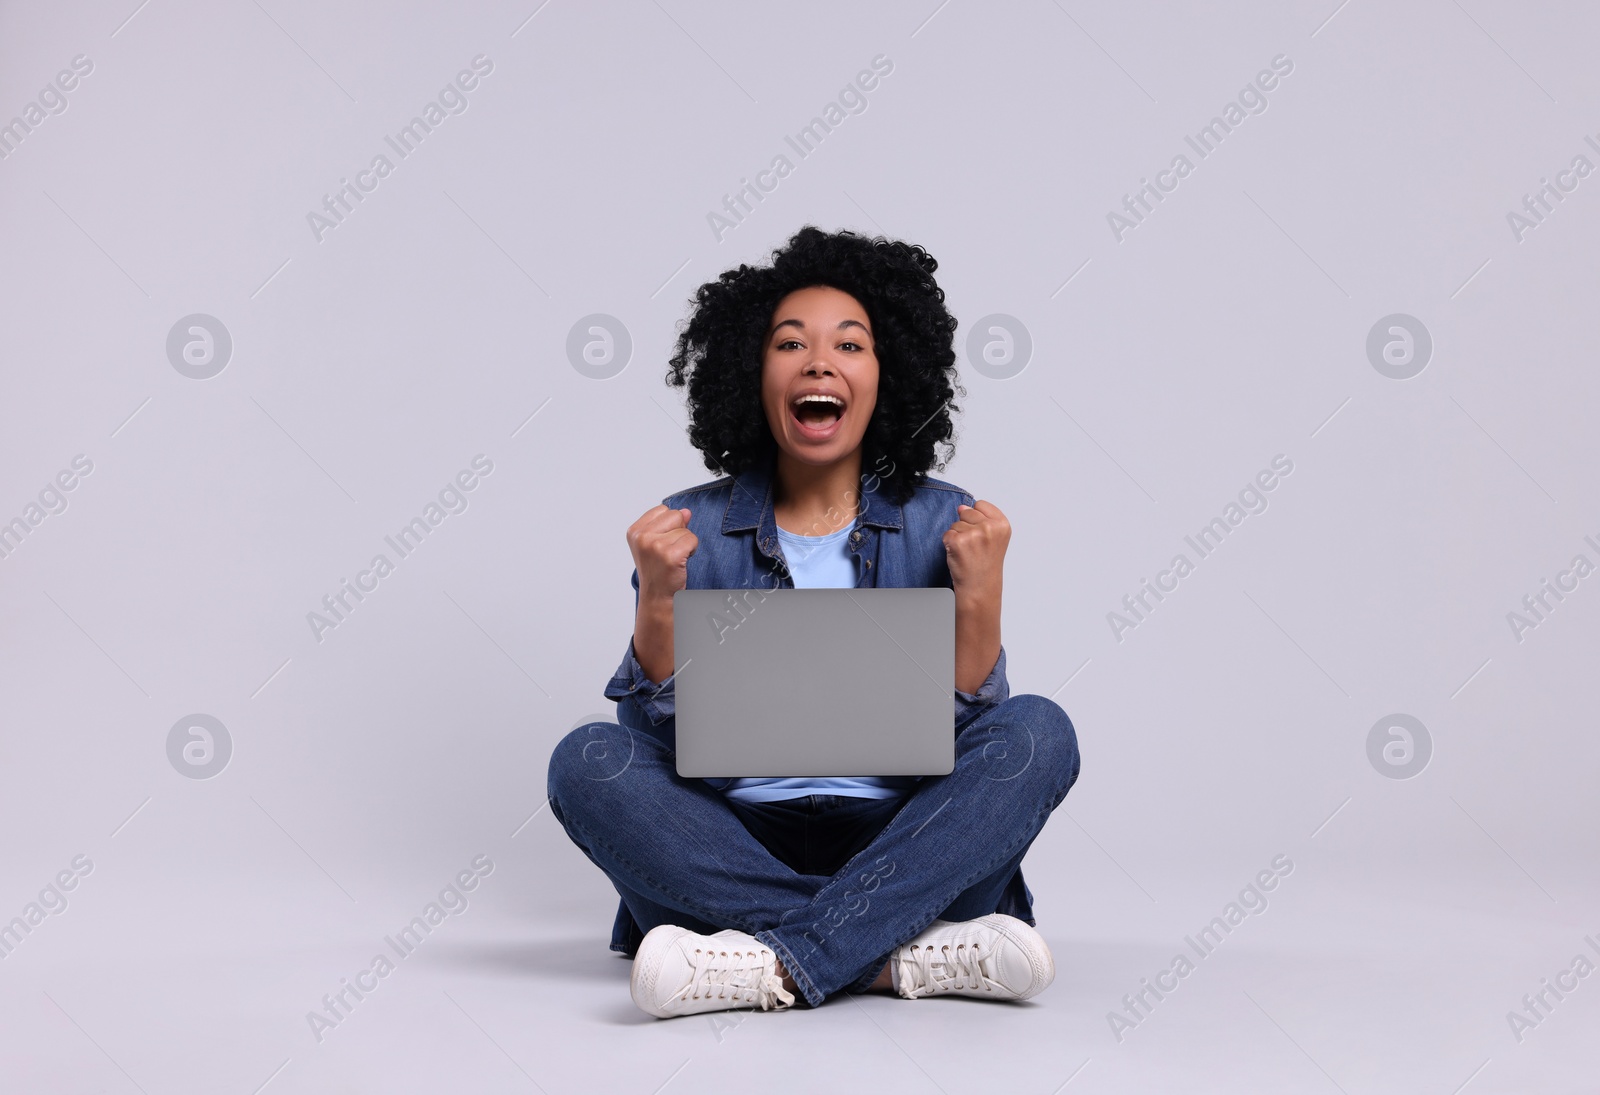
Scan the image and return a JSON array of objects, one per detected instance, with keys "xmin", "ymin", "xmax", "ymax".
[
  {"xmin": 626, "ymin": 504, "xmax": 698, "ymax": 685},
  {"xmin": 954, "ymin": 583, "xmax": 1002, "ymax": 695},
  {"xmin": 943, "ymin": 500, "xmax": 1010, "ymax": 695},
  {"xmin": 632, "ymin": 591, "xmax": 676, "ymax": 685}
]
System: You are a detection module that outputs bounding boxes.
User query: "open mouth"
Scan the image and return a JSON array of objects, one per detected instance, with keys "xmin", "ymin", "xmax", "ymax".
[{"xmin": 790, "ymin": 392, "xmax": 847, "ymax": 440}]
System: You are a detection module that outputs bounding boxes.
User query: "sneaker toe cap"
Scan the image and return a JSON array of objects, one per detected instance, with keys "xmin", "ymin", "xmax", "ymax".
[{"xmin": 987, "ymin": 917, "xmax": 1055, "ymax": 999}]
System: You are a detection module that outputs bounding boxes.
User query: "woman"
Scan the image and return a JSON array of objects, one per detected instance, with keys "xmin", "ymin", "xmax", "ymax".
[{"xmin": 547, "ymin": 227, "xmax": 1081, "ymax": 1017}]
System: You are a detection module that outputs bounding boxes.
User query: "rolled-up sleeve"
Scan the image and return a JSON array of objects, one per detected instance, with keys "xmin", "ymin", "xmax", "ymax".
[
  {"xmin": 604, "ymin": 636, "xmax": 677, "ymax": 725},
  {"xmin": 953, "ymin": 643, "xmax": 1009, "ymax": 732},
  {"xmin": 602, "ymin": 567, "xmax": 678, "ymax": 727}
]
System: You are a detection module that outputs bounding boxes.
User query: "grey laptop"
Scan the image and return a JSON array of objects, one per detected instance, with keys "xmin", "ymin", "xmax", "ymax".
[{"xmin": 671, "ymin": 588, "xmax": 955, "ymax": 778}]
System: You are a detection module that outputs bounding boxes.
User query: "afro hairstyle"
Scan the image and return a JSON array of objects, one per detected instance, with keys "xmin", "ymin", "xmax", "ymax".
[{"xmin": 665, "ymin": 226, "xmax": 965, "ymax": 505}]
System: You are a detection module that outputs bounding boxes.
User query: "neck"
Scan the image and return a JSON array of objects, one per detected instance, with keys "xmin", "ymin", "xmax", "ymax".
[{"xmin": 772, "ymin": 448, "xmax": 863, "ymax": 535}]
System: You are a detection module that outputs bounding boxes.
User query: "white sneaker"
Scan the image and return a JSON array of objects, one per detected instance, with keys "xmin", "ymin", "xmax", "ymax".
[
  {"xmin": 891, "ymin": 914, "xmax": 1055, "ymax": 1001},
  {"xmin": 630, "ymin": 925, "xmax": 797, "ymax": 1018}
]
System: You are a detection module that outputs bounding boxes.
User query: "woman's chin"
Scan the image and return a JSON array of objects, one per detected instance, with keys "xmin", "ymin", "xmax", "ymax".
[{"xmin": 776, "ymin": 431, "xmax": 863, "ymax": 467}]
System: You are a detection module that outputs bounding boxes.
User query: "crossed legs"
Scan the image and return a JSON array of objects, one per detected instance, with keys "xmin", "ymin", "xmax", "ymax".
[{"xmin": 546, "ymin": 693, "xmax": 1080, "ymax": 1008}]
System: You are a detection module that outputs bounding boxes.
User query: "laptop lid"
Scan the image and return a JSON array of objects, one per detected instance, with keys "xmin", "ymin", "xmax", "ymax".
[{"xmin": 671, "ymin": 588, "xmax": 955, "ymax": 778}]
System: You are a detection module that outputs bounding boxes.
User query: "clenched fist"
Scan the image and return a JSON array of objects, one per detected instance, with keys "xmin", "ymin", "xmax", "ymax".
[
  {"xmin": 627, "ymin": 504, "xmax": 698, "ymax": 604},
  {"xmin": 943, "ymin": 499, "xmax": 1009, "ymax": 598}
]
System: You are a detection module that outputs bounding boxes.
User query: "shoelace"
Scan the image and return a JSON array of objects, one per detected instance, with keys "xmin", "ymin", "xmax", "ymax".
[
  {"xmin": 674, "ymin": 946, "xmax": 796, "ymax": 1011},
  {"xmin": 896, "ymin": 941, "xmax": 997, "ymax": 999}
]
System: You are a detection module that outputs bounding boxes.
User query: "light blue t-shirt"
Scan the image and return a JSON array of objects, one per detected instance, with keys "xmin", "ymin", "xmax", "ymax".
[{"xmin": 722, "ymin": 521, "xmax": 916, "ymax": 804}]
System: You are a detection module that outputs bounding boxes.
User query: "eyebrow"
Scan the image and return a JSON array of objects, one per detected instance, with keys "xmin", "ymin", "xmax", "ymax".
[{"xmin": 770, "ymin": 318, "xmax": 872, "ymax": 337}]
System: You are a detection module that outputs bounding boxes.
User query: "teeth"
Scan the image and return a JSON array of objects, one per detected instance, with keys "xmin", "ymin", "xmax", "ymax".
[{"xmin": 793, "ymin": 394, "xmax": 843, "ymax": 407}]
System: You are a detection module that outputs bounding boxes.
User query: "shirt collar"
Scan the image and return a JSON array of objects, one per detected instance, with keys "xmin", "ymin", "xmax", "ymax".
[{"xmin": 722, "ymin": 452, "xmax": 904, "ymax": 534}]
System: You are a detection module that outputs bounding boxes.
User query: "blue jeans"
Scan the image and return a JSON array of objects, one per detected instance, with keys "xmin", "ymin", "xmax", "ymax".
[
  {"xmin": 546, "ymin": 693, "xmax": 1080, "ymax": 1007},
  {"xmin": 724, "ymin": 794, "xmax": 911, "ymax": 878}
]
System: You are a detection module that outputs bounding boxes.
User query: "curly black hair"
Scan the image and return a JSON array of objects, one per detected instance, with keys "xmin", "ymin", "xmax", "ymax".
[{"xmin": 666, "ymin": 226, "xmax": 965, "ymax": 505}]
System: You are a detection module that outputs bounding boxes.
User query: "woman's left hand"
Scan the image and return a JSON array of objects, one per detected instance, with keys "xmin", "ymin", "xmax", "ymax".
[{"xmin": 943, "ymin": 500, "xmax": 1010, "ymax": 599}]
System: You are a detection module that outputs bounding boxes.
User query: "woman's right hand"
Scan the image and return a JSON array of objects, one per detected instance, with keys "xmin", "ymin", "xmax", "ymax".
[{"xmin": 626, "ymin": 505, "xmax": 698, "ymax": 603}]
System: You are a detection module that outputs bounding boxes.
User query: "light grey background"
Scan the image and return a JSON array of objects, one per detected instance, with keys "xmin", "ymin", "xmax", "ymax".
[{"xmin": 2, "ymin": 1, "xmax": 1596, "ymax": 1092}]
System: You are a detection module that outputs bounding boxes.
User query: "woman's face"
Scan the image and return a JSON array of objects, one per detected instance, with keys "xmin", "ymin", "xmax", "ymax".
[{"xmin": 760, "ymin": 285, "xmax": 879, "ymax": 468}]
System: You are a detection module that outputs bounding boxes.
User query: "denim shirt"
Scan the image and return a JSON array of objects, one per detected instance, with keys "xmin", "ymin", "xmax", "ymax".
[
  {"xmin": 604, "ymin": 456, "xmax": 1011, "ymax": 745},
  {"xmin": 595, "ymin": 456, "xmax": 1034, "ymax": 953}
]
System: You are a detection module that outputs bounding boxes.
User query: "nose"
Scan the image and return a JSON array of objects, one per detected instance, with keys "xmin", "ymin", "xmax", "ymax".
[{"xmin": 804, "ymin": 358, "xmax": 836, "ymax": 377}]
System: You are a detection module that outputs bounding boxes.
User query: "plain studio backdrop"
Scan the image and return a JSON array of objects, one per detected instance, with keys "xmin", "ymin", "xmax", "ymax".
[{"xmin": 1, "ymin": 2, "xmax": 1596, "ymax": 1092}]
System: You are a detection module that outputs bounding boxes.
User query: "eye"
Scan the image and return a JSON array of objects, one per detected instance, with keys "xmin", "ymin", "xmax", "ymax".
[
  {"xmin": 839, "ymin": 340, "xmax": 865, "ymax": 352},
  {"xmin": 776, "ymin": 337, "xmax": 804, "ymax": 351}
]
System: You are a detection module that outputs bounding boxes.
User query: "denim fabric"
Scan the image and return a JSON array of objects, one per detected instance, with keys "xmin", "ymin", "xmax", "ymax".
[
  {"xmin": 603, "ymin": 454, "xmax": 1012, "ymax": 745},
  {"xmin": 723, "ymin": 794, "xmax": 910, "ymax": 878},
  {"xmin": 547, "ymin": 693, "xmax": 1080, "ymax": 1006},
  {"xmin": 575, "ymin": 454, "xmax": 1051, "ymax": 986}
]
